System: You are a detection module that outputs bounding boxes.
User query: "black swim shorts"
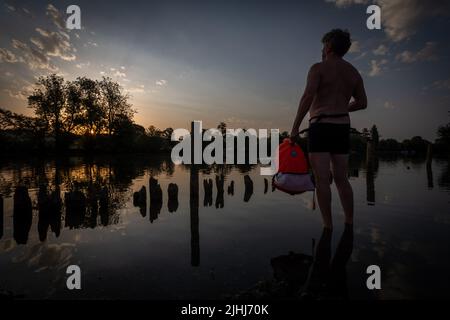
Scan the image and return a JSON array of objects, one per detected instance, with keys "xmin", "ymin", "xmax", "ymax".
[{"xmin": 308, "ymin": 123, "xmax": 351, "ymax": 154}]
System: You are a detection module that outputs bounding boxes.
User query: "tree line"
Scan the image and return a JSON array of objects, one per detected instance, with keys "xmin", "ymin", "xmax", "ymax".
[
  {"xmin": 0, "ymin": 74, "xmax": 174, "ymax": 153},
  {"xmin": 1, "ymin": 74, "xmax": 449, "ymax": 156}
]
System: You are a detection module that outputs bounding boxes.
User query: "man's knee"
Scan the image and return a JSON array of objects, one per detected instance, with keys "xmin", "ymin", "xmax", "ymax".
[
  {"xmin": 315, "ymin": 176, "xmax": 331, "ymax": 190},
  {"xmin": 333, "ymin": 173, "xmax": 349, "ymax": 187}
]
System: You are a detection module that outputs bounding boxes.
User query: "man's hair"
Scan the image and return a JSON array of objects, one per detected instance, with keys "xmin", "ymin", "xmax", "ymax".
[{"xmin": 321, "ymin": 29, "xmax": 352, "ymax": 57}]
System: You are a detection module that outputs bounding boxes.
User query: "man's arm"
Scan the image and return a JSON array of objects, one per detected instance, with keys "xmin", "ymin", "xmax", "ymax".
[
  {"xmin": 290, "ymin": 63, "xmax": 321, "ymax": 137},
  {"xmin": 348, "ymin": 73, "xmax": 367, "ymax": 112}
]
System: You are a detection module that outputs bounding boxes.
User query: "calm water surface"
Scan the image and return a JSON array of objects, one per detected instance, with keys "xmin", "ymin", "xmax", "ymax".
[{"xmin": 0, "ymin": 155, "xmax": 449, "ymax": 299}]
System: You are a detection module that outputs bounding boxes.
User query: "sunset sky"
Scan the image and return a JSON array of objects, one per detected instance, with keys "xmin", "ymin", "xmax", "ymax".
[{"xmin": 1, "ymin": 0, "xmax": 449, "ymax": 141}]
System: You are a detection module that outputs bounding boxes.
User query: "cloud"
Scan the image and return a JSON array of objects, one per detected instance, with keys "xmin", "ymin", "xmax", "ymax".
[
  {"xmin": 325, "ymin": 0, "xmax": 368, "ymax": 8},
  {"xmin": 30, "ymin": 28, "xmax": 76, "ymax": 61},
  {"xmin": 76, "ymin": 62, "xmax": 90, "ymax": 69},
  {"xmin": 368, "ymin": 59, "xmax": 388, "ymax": 77},
  {"xmin": 396, "ymin": 42, "xmax": 437, "ymax": 63},
  {"xmin": 384, "ymin": 101, "xmax": 395, "ymax": 109},
  {"xmin": 156, "ymin": 79, "xmax": 168, "ymax": 87},
  {"xmin": 348, "ymin": 41, "xmax": 361, "ymax": 53},
  {"xmin": 3, "ymin": 83, "xmax": 35, "ymax": 101},
  {"xmin": 326, "ymin": 0, "xmax": 450, "ymax": 42},
  {"xmin": 11, "ymin": 39, "xmax": 58, "ymax": 71},
  {"xmin": 354, "ymin": 52, "xmax": 367, "ymax": 60},
  {"xmin": 373, "ymin": 44, "xmax": 389, "ymax": 56},
  {"xmin": 3, "ymin": 88, "xmax": 25, "ymax": 100},
  {"xmin": 429, "ymin": 79, "xmax": 450, "ymax": 91},
  {"xmin": 4, "ymin": 2, "xmax": 33, "ymax": 17},
  {"xmin": 379, "ymin": 0, "xmax": 450, "ymax": 42},
  {"xmin": 126, "ymin": 85, "xmax": 146, "ymax": 94},
  {"xmin": 4, "ymin": 3, "xmax": 15, "ymax": 12},
  {"xmin": 22, "ymin": 7, "xmax": 31, "ymax": 16},
  {"xmin": 46, "ymin": 4, "xmax": 65, "ymax": 30},
  {"xmin": 0, "ymin": 48, "xmax": 18, "ymax": 63},
  {"xmin": 114, "ymin": 71, "xmax": 126, "ymax": 78}
]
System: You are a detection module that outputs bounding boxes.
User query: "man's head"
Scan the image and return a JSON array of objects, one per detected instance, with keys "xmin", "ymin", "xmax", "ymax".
[{"xmin": 321, "ymin": 29, "xmax": 352, "ymax": 60}]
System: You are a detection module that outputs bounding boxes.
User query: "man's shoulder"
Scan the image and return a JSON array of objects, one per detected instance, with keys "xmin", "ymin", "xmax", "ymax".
[
  {"xmin": 310, "ymin": 62, "xmax": 323, "ymax": 69},
  {"xmin": 309, "ymin": 62, "xmax": 323, "ymax": 73},
  {"xmin": 342, "ymin": 59, "xmax": 359, "ymax": 72}
]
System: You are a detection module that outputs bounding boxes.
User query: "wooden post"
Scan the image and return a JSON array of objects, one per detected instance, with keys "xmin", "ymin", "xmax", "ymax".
[
  {"xmin": 426, "ymin": 143, "xmax": 433, "ymax": 166},
  {"xmin": 366, "ymin": 140, "xmax": 373, "ymax": 166},
  {"xmin": 426, "ymin": 142, "xmax": 433, "ymax": 189},
  {"xmin": 190, "ymin": 121, "xmax": 200, "ymax": 266},
  {"xmin": 0, "ymin": 195, "xmax": 3, "ymax": 240},
  {"xmin": 366, "ymin": 140, "xmax": 375, "ymax": 205}
]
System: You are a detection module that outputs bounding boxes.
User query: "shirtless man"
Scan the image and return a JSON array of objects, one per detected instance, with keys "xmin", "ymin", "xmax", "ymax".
[{"xmin": 290, "ymin": 29, "xmax": 367, "ymax": 230}]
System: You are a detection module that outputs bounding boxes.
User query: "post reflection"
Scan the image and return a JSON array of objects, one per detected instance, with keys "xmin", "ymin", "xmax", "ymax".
[
  {"xmin": 0, "ymin": 194, "xmax": 3, "ymax": 240},
  {"xmin": 133, "ymin": 186, "xmax": 147, "ymax": 217},
  {"xmin": 203, "ymin": 178, "xmax": 213, "ymax": 207},
  {"xmin": 149, "ymin": 177, "xmax": 163, "ymax": 223},
  {"xmin": 38, "ymin": 183, "xmax": 62, "ymax": 241},
  {"xmin": 190, "ymin": 165, "xmax": 200, "ymax": 267},
  {"xmin": 167, "ymin": 183, "xmax": 179, "ymax": 213},
  {"xmin": 215, "ymin": 175, "xmax": 224, "ymax": 209},
  {"xmin": 13, "ymin": 186, "xmax": 32, "ymax": 244},
  {"xmin": 365, "ymin": 146, "xmax": 378, "ymax": 206}
]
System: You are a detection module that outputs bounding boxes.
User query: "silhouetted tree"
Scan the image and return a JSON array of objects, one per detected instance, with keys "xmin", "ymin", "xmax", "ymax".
[
  {"xmin": 437, "ymin": 123, "xmax": 450, "ymax": 146},
  {"xmin": 161, "ymin": 127, "xmax": 174, "ymax": 139},
  {"xmin": 28, "ymin": 74, "xmax": 66, "ymax": 148},
  {"xmin": 217, "ymin": 122, "xmax": 227, "ymax": 135},
  {"xmin": 361, "ymin": 128, "xmax": 370, "ymax": 140},
  {"xmin": 147, "ymin": 125, "xmax": 161, "ymax": 137},
  {"xmin": 70, "ymin": 77, "xmax": 105, "ymax": 135},
  {"xmin": 378, "ymin": 138, "xmax": 400, "ymax": 152},
  {"xmin": 98, "ymin": 77, "xmax": 134, "ymax": 137}
]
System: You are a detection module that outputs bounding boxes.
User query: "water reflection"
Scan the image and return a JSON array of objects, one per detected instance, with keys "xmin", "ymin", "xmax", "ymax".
[
  {"xmin": 2, "ymin": 154, "xmax": 446, "ymax": 249},
  {"xmin": 190, "ymin": 165, "xmax": 200, "ymax": 267},
  {"xmin": 203, "ymin": 179, "xmax": 213, "ymax": 207},
  {"xmin": 2, "ymin": 157, "xmax": 271, "ymax": 248},
  {"xmin": 236, "ymin": 227, "xmax": 354, "ymax": 300},
  {"xmin": 365, "ymin": 151, "xmax": 378, "ymax": 206},
  {"xmin": 38, "ymin": 183, "xmax": 62, "ymax": 241},
  {"xmin": 1, "ymin": 154, "xmax": 449, "ymax": 299},
  {"xmin": 13, "ymin": 186, "xmax": 32, "ymax": 244},
  {"xmin": 438, "ymin": 161, "xmax": 450, "ymax": 190},
  {"xmin": 0, "ymin": 195, "xmax": 3, "ymax": 240},
  {"xmin": 149, "ymin": 177, "xmax": 163, "ymax": 223},
  {"xmin": 133, "ymin": 186, "xmax": 147, "ymax": 217},
  {"xmin": 426, "ymin": 162, "xmax": 434, "ymax": 189},
  {"xmin": 301, "ymin": 226, "xmax": 353, "ymax": 300},
  {"xmin": 227, "ymin": 180, "xmax": 234, "ymax": 196},
  {"xmin": 167, "ymin": 183, "xmax": 179, "ymax": 213},
  {"xmin": 243, "ymin": 175, "xmax": 254, "ymax": 202},
  {"xmin": 215, "ymin": 175, "xmax": 225, "ymax": 209}
]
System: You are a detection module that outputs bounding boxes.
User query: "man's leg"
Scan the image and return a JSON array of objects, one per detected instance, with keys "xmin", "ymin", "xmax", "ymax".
[
  {"xmin": 330, "ymin": 154, "xmax": 354, "ymax": 225},
  {"xmin": 309, "ymin": 152, "xmax": 332, "ymax": 229}
]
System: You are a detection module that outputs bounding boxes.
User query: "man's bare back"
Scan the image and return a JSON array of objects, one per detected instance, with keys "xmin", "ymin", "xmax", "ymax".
[{"xmin": 309, "ymin": 58, "xmax": 365, "ymax": 124}]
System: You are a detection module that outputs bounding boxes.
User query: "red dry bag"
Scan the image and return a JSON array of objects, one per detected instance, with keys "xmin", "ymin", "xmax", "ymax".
[{"xmin": 272, "ymin": 138, "xmax": 315, "ymax": 195}]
